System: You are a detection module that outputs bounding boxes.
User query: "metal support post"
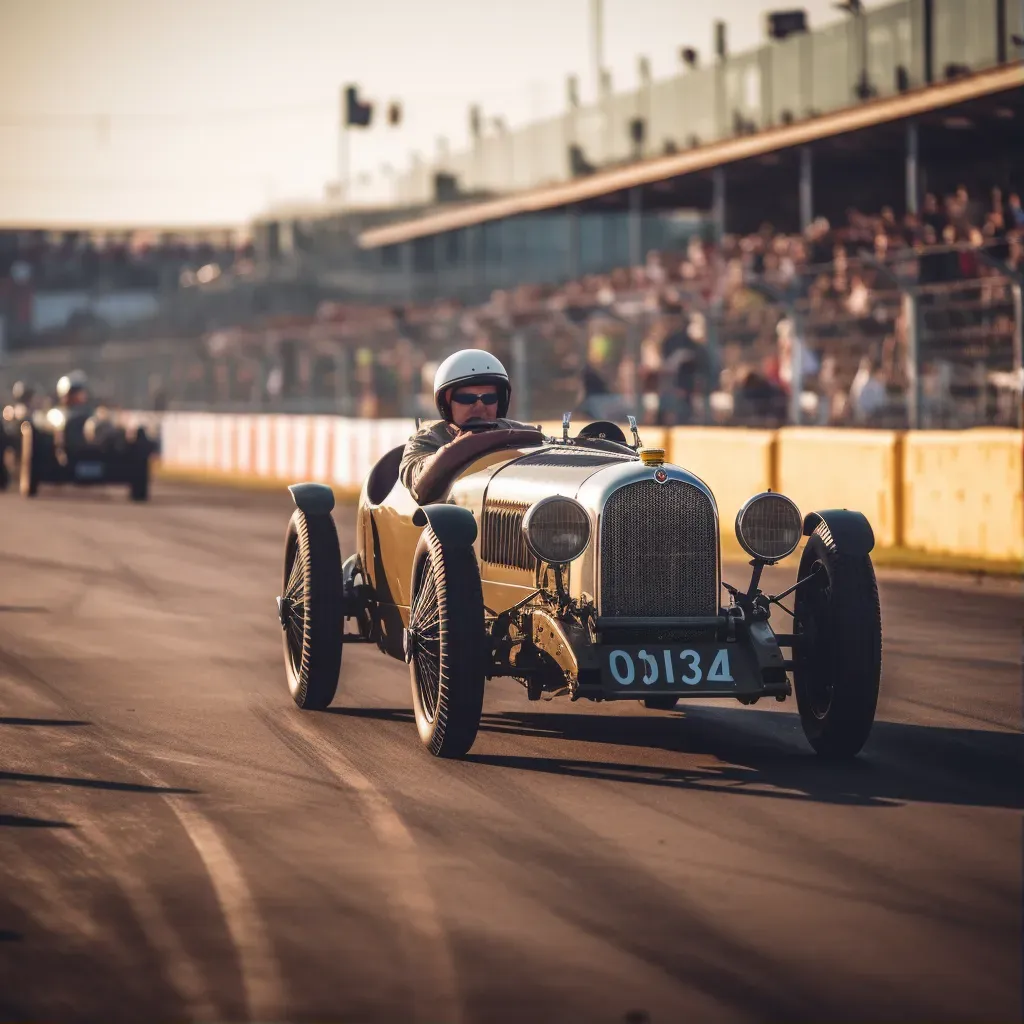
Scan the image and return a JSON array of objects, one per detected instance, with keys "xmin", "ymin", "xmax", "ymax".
[
  {"xmin": 799, "ymin": 147, "xmax": 813, "ymax": 232},
  {"xmin": 628, "ymin": 186, "xmax": 643, "ymax": 269},
  {"xmin": 337, "ymin": 122, "xmax": 351, "ymax": 207},
  {"xmin": 903, "ymin": 291, "xmax": 922, "ymax": 429},
  {"xmin": 468, "ymin": 225, "xmax": 483, "ymax": 300},
  {"xmin": 400, "ymin": 241, "xmax": 414, "ymax": 304},
  {"xmin": 905, "ymin": 120, "xmax": 919, "ymax": 216},
  {"xmin": 433, "ymin": 233, "xmax": 445, "ymax": 297},
  {"xmin": 712, "ymin": 168, "xmax": 726, "ymax": 243},
  {"xmin": 1013, "ymin": 282, "xmax": 1023, "ymax": 429},
  {"xmin": 785, "ymin": 314, "xmax": 805, "ymax": 427},
  {"xmin": 567, "ymin": 206, "xmax": 581, "ymax": 281},
  {"xmin": 512, "ymin": 331, "xmax": 530, "ymax": 421}
]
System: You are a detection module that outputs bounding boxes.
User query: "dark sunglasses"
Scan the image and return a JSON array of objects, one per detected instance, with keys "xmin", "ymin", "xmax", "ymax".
[{"xmin": 451, "ymin": 391, "xmax": 499, "ymax": 406}]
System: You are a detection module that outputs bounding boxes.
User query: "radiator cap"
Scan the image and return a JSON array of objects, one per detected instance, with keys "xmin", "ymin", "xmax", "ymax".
[{"xmin": 638, "ymin": 447, "xmax": 665, "ymax": 466}]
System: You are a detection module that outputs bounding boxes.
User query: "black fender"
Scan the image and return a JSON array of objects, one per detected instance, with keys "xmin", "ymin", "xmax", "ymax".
[
  {"xmin": 288, "ymin": 482, "xmax": 335, "ymax": 517},
  {"xmin": 407, "ymin": 504, "xmax": 480, "ymax": 664},
  {"xmin": 412, "ymin": 503, "xmax": 477, "ymax": 547},
  {"xmin": 803, "ymin": 509, "xmax": 875, "ymax": 557}
]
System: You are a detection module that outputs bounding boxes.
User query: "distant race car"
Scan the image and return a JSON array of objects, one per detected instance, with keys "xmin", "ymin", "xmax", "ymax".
[
  {"xmin": 19, "ymin": 403, "xmax": 154, "ymax": 501},
  {"xmin": 276, "ymin": 413, "xmax": 883, "ymax": 760}
]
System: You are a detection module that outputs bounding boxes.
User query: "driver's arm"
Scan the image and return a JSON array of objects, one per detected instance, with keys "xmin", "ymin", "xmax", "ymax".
[{"xmin": 398, "ymin": 422, "xmax": 455, "ymax": 494}]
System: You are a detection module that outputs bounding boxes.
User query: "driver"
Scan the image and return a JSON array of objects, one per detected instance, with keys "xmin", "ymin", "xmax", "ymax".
[
  {"xmin": 56, "ymin": 370, "xmax": 92, "ymax": 411},
  {"xmin": 399, "ymin": 349, "xmax": 535, "ymax": 496}
]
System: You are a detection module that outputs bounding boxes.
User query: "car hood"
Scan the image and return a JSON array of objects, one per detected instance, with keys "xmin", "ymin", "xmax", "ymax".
[{"xmin": 480, "ymin": 446, "xmax": 639, "ymax": 508}]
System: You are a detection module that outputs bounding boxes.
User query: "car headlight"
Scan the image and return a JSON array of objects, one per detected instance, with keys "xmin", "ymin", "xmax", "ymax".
[
  {"xmin": 522, "ymin": 496, "xmax": 591, "ymax": 564},
  {"xmin": 735, "ymin": 492, "xmax": 802, "ymax": 563}
]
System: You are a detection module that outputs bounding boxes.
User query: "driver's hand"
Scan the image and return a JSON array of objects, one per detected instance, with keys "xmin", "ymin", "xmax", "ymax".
[{"xmin": 457, "ymin": 417, "xmax": 499, "ymax": 433}]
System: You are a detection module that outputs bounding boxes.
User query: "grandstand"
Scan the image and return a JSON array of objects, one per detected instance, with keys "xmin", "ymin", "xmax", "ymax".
[{"xmin": 0, "ymin": 0, "xmax": 1021, "ymax": 430}]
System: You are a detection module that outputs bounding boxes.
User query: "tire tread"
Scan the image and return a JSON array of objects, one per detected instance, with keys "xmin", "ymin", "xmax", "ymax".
[{"xmin": 285, "ymin": 510, "xmax": 343, "ymax": 710}]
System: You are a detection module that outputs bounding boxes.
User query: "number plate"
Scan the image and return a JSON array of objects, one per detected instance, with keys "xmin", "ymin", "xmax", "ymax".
[
  {"xmin": 599, "ymin": 644, "xmax": 743, "ymax": 693},
  {"xmin": 73, "ymin": 461, "xmax": 104, "ymax": 480}
]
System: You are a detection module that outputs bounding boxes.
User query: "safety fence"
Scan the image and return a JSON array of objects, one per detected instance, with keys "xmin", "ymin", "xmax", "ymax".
[{"xmin": 145, "ymin": 410, "xmax": 1023, "ymax": 567}]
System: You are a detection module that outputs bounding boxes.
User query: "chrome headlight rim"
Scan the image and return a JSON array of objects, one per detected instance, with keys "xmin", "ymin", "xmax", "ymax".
[
  {"xmin": 521, "ymin": 495, "xmax": 592, "ymax": 565},
  {"xmin": 735, "ymin": 491, "xmax": 803, "ymax": 564}
]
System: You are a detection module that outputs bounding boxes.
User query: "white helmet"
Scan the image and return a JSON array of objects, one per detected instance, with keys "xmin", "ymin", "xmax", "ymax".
[
  {"xmin": 433, "ymin": 348, "xmax": 511, "ymax": 420},
  {"xmin": 56, "ymin": 370, "xmax": 89, "ymax": 399}
]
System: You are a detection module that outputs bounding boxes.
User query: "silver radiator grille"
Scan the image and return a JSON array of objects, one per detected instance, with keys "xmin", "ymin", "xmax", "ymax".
[
  {"xmin": 481, "ymin": 500, "xmax": 538, "ymax": 571},
  {"xmin": 599, "ymin": 480, "xmax": 718, "ymax": 618}
]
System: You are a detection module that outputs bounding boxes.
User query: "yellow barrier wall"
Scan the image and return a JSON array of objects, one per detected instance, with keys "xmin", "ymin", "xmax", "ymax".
[
  {"xmin": 667, "ymin": 428, "xmax": 776, "ymax": 531},
  {"xmin": 776, "ymin": 428, "xmax": 902, "ymax": 549},
  {"xmin": 150, "ymin": 407, "xmax": 1022, "ymax": 568},
  {"xmin": 902, "ymin": 429, "xmax": 1023, "ymax": 563}
]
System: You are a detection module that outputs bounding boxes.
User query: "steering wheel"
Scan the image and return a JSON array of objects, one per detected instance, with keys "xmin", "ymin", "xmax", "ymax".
[
  {"xmin": 412, "ymin": 426, "xmax": 546, "ymax": 504},
  {"xmin": 458, "ymin": 417, "xmax": 501, "ymax": 434},
  {"xmin": 577, "ymin": 420, "xmax": 629, "ymax": 444}
]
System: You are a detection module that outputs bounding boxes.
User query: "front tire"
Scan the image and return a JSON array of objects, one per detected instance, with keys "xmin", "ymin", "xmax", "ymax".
[
  {"xmin": 281, "ymin": 509, "xmax": 343, "ymax": 710},
  {"xmin": 792, "ymin": 532, "xmax": 882, "ymax": 759},
  {"xmin": 407, "ymin": 529, "xmax": 487, "ymax": 758}
]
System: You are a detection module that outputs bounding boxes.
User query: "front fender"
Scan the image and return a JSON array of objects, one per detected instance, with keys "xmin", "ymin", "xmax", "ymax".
[
  {"xmin": 412, "ymin": 503, "xmax": 477, "ymax": 547},
  {"xmin": 803, "ymin": 509, "xmax": 875, "ymax": 557},
  {"xmin": 288, "ymin": 482, "xmax": 335, "ymax": 517}
]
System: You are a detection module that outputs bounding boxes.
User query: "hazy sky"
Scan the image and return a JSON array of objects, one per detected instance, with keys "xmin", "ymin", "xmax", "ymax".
[{"xmin": 0, "ymin": 0, "xmax": 882, "ymax": 228}]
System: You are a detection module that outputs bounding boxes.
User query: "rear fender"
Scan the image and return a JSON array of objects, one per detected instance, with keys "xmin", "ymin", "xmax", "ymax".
[{"xmin": 802, "ymin": 509, "xmax": 875, "ymax": 557}]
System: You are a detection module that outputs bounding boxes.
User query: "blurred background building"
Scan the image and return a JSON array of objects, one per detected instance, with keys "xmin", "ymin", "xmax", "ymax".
[{"xmin": 1, "ymin": 0, "xmax": 1021, "ymax": 429}]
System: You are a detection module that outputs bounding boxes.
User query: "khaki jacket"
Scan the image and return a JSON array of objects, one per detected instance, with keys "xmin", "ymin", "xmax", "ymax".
[{"xmin": 398, "ymin": 418, "xmax": 535, "ymax": 495}]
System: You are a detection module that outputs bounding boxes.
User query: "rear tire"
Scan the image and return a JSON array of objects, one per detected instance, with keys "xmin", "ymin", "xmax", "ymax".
[
  {"xmin": 129, "ymin": 447, "xmax": 150, "ymax": 502},
  {"xmin": 407, "ymin": 530, "xmax": 487, "ymax": 758},
  {"xmin": 792, "ymin": 533, "xmax": 882, "ymax": 759},
  {"xmin": 281, "ymin": 509, "xmax": 344, "ymax": 710}
]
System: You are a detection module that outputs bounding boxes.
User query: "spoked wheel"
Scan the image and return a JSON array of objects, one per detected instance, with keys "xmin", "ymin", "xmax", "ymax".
[
  {"xmin": 793, "ymin": 532, "xmax": 882, "ymax": 759},
  {"xmin": 280, "ymin": 509, "xmax": 343, "ymax": 710},
  {"xmin": 407, "ymin": 530, "xmax": 487, "ymax": 758}
]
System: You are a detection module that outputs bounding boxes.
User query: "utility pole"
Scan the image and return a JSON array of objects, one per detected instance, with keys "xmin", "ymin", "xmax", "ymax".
[{"xmin": 591, "ymin": 0, "xmax": 604, "ymax": 100}]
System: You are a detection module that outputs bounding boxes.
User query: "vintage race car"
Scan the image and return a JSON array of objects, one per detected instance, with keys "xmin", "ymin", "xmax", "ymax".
[
  {"xmin": 19, "ymin": 404, "xmax": 154, "ymax": 501},
  {"xmin": 277, "ymin": 415, "xmax": 882, "ymax": 760}
]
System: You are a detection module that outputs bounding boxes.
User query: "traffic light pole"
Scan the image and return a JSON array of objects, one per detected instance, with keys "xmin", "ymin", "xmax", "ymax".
[{"xmin": 338, "ymin": 121, "xmax": 351, "ymax": 207}]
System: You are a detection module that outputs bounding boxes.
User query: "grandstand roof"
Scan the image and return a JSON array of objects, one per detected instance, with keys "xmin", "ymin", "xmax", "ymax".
[
  {"xmin": 0, "ymin": 219, "xmax": 248, "ymax": 238},
  {"xmin": 358, "ymin": 61, "xmax": 1024, "ymax": 250}
]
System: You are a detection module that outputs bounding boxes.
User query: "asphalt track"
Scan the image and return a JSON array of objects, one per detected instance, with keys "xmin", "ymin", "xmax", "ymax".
[{"xmin": 0, "ymin": 480, "xmax": 1020, "ymax": 1024}]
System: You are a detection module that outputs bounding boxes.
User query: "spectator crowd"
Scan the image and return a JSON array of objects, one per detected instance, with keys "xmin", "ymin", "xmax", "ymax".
[{"xmin": 2, "ymin": 184, "xmax": 1022, "ymax": 430}]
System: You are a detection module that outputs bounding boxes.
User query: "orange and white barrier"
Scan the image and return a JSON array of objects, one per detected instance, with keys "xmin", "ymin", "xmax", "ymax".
[{"xmin": 155, "ymin": 412, "xmax": 417, "ymax": 493}]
